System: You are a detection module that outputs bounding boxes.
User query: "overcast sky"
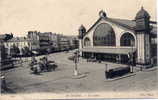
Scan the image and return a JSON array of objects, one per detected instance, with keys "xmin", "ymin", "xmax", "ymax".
[{"xmin": 0, "ymin": 0, "xmax": 157, "ymax": 36}]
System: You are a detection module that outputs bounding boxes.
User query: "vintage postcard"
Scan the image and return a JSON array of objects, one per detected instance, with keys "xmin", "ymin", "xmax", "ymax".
[{"xmin": 0, "ymin": 0, "xmax": 157, "ymax": 99}]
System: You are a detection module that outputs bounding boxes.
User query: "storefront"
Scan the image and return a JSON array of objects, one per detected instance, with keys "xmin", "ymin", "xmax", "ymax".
[{"xmin": 82, "ymin": 47, "xmax": 136, "ymax": 64}]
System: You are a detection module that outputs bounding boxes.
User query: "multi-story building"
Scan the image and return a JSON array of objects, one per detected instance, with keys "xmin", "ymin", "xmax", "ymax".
[
  {"xmin": 67, "ymin": 36, "xmax": 79, "ymax": 49},
  {"xmin": 0, "ymin": 40, "xmax": 7, "ymax": 68},
  {"xmin": 49, "ymin": 33, "xmax": 60, "ymax": 51},
  {"xmin": 28, "ymin": 31, "xmax": 53, "ymax": 53},
  {"xmin": 0, "ymin": 34, "xmax": 13, "ymax": 68},
  {"xmin": 0, "ymin": 40, "xmax": 4, "ymax": 67},
  {"xmin": 38, "ymin": 32, "xmax": 52, "ymax": 53},
  {"xmin": 79, "ymin": 7, "xmax": 157, "ymax": 65},
  {"xmin": 4, "ymin": 37, "xmax": 31, "ymax": 56},
  {"xmin": 57, "ymin": 35, "xmax": 70, "ymax": 51},
  {"xmin": 28, "ymin": 31, "xmax": 79, "ymax": 53},
  {"xmin": 28, "ymin": 31, "xmax": 40, "ymax": 51}
]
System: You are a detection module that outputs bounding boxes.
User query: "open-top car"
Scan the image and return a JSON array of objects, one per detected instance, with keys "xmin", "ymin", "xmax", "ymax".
[{"xmin": 47, "ymin": 61, "xmax": 58, "ymax": 71}]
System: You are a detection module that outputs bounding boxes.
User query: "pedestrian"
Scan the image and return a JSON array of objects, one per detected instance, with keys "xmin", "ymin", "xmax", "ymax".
[
  {"xmin": 105, "ymin": 64, "xmax": 108, "ymax": 72},
  {"xmin": 32, "ymin": 62, "xmax": 41, "ymax": 74},
  {"xmin": 42, "ymin": 56, "xmax": 49, "ymax": 71},
  {"xmin": 31, "ymin": 56, "xmax": 37, "ymax": 63},
  {"xmin": 39, "ymin": 58, "xmax": 44, "ymax": 71},
  {"xmin": 105, "ymin": 64, "xmax": 109, "ymax": 79},
  {"xmin": 1, "ymin": 75, "xmax": 7, "ymax": 90},
  {"xmin": 30, "ymin": 56, "xmax": 37, "ymax": 66}
]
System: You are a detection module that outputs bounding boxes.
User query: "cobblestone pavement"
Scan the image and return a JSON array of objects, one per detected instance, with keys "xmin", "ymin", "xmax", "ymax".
[{"xmin": 2, "ymin": 51, "xmax": 158, "ymax": 93}]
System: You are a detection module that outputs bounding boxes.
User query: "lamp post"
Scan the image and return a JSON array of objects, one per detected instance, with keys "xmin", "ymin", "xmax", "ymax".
[
  {"xmin": 74, "ymin": 51, "xmax": 78, "ymax": 76},
  {"xmin": 72, "ymin": 51, "xmax": 88, "ymax": 79}
]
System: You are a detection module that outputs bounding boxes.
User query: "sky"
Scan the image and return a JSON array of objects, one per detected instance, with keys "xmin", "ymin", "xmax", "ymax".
[{"xmin": 0, "ymin": 0, "xmax": 157, "ymax": 37}]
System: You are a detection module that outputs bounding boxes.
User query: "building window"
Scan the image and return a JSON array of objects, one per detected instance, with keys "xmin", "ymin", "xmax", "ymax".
[
  {"xmin": 84, "ymin": 37, "xmax": 91, "ymax": 46},
  {"xmin": 120, "ymin": 32, "xmax": 135, "ymax": 46},
  {"xmin": 93, "ymin": 23, "xmax": 116, "ymax": 46},
  {"xmin": 151, "ymin": 38, "xmax": 157, "ymax": 44}
]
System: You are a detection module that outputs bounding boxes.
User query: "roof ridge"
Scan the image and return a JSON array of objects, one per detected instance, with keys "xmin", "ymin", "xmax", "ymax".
[
  {"xmin": 108, "ymin": 17, "xmax": 134, "ymax": 21},
  {"xmin": 106, "ymin": 18, "xmax": 135, "ymax": 30},
  {"xmin": 85, "ymin": 16, "xmax": 136, "ymax": 35},
  {"xmin": 86, "ymin": 17, "xmax": 102, "ymax": 33}
]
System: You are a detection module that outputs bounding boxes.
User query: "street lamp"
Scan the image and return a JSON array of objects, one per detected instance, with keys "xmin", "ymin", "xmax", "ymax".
[{"xmin": 74, "ymin": 51, "xmax": 79, "ymax": 76}]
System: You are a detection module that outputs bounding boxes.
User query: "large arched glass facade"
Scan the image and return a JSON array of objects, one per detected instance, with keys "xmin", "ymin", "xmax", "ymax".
[
  {"xmin": 120, "ymin": 32, "xmax": 135, "ymax": 46},
  {"xmin": 93, "ymin": 23, "xmax": 116, "ymax": 46},
  {"xmin": 84, "ymin": 37, "xmax": 91, "ymax": 46}
]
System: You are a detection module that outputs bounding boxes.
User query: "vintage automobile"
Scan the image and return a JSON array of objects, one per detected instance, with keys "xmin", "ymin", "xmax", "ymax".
[
  {"xmin": 47, "ymin": 61, "xmax": 58, "ymax": 71},
  {"xmin": 30, "ymin": 59, "xmax": 58, "ymax": 74},
  {"xmin": 30, "ymin": 63, "xmax": 41, "ymax": 74}
]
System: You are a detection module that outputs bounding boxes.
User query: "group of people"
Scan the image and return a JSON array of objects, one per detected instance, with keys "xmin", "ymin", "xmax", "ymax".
[{"xmin": 30, "ymin": 56, "xmax": 57, "ymax": 74}]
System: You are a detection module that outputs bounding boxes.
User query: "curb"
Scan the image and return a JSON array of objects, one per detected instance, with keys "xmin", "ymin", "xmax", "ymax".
[{"xmin": 71, "ymin": 73, "xmax": 87, "ymax": 79}]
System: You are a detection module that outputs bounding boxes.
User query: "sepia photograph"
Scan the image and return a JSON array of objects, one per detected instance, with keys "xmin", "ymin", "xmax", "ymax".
[{"xmin": 0, "ymin": 0, "xmax": 157, "ymax": 99}]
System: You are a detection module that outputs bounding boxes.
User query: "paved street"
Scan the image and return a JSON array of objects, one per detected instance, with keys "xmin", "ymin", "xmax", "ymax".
[{"xmin": 2, "ymin": 51, "xmax": 158, "ymax": 93}]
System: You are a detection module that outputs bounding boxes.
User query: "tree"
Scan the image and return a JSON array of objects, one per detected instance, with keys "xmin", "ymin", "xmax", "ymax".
[
  {"xmin": 3, "ymin": 33, "xmax": 13, "ymax": 41},
  {"xmin": 1, "ymin": 44, "xmax": 6, "ymax": 59}
]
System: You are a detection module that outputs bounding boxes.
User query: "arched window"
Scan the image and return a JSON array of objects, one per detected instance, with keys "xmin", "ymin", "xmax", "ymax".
[
  {"xmin": 93, "ymin": 23, "xmax": 116, "ymax": 46},
  {"xmin": 84, "ymin": 37, "xmax": 91, "ymax": 46},
  {"xmin": 120, "ymin": 32, "xmax": 135, "ymax": 46}
]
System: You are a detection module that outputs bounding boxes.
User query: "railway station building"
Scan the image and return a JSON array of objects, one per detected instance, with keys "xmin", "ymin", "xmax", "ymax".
[{"xmin": 78, "ymin": 7, "xmax": 157, "ymax": 65}]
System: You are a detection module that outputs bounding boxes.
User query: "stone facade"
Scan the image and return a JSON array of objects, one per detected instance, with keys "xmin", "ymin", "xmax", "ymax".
[
  {"xmin": 27, "ymin": 31, "xmax": 52, "ymax": 53},
  {"xmin": 135, "ymin": 7, "xmax": 151, "ymax": 64},
  {"xmin": 4, "ymin": 37, "xmax": 30, "ymax": 56},
  {"xmin": 27, "ymin": 31, "xmax": 40, "ymax": 51}
]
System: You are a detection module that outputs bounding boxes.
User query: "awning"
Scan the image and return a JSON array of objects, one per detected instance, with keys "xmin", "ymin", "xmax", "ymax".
[{"xmin": 81, "ymin": 47, "xmax": 136, "ymax": 55}]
